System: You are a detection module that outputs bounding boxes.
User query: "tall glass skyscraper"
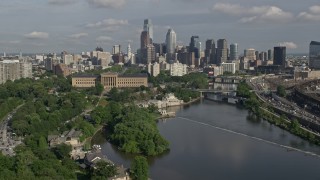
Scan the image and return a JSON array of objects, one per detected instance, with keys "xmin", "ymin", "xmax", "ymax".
[
  {"xmin": 309, "ymin": 41, "xmax": 320, "ymax": 69},
  {"xmin": 229, "ymin": 43, "xmax": 238, "ymax": 60},
  {"xmin": 205, "ymin": 39, "xmax": 216, "ymax": 64},
  {"xmin": 143, "ymin": 19, "xmax": 153, "ymax": 42},
  {"xmin": 216, "ymin": 39, "xmax": 228, "ymax": 64},
  {"xmin": 165, "ymin": 29, "xmax": 177, "ymax": 54},
  {"xmin": 273, "ymin": 46, "xmax": 286, "ymax": 67},
  {"xmin": 189, "ymin": 36, "xmax": 200, "ymax": 59}
]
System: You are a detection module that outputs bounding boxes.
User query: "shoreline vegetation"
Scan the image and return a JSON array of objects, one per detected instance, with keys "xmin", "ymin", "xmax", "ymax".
[{"xmin": 237, "ymin": 81, "xmax": 320, "ymax": 146}]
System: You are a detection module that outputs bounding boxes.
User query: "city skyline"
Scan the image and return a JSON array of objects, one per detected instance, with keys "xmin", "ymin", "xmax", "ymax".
[{"xmin": 0, "ymin": 0, "xmax": 320, "ymax": 53}]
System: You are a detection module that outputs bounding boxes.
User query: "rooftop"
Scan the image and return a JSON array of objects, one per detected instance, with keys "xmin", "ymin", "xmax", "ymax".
[
  {"xmin": 310, "ymin": 41, "xmax": 320, "ymax": 46},
  {"xmin": 72, "ymin": 74, "xmax": 100, "ymax": 78},
  {"xmin": 119, "ymin": 73, "xmax": 148, "ymax": 78}
]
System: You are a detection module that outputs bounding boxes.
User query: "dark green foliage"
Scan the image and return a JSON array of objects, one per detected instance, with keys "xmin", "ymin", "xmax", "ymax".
[
  {"xmin": 149, "ymin": 72, "xmax": 208, "ymax": 89},
  {"xmin": 236, "ymin": 81, "xmax": 252, "ymax": 98},
  {"xmin": 54, "ymin": 144, "xmax": 72, "ymax": 159},
  {"xmin": 91, "ymin": 102, "xmax": 169, "ymax": 156},
  {"xmin": 130, "ymin": 156, "xmax": 149, "ymax": 180},
  {"xmin": 277, "ymin": 85, "xmax": 286, "ymax": 97},
  {"xmin": 90, "ymin": 161, "xmax": 117, "ymax": 180}
]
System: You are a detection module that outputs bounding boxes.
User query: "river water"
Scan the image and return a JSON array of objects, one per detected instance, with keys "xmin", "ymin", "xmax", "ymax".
[{"xmin": 92, "ymin": 100, "xmax": 320, "ymax": 180}]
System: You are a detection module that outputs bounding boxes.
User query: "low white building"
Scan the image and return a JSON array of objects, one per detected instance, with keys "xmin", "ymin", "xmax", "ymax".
[{"xmin": 221, "ymin": 62, "xmax": 236, "ymax": 74}]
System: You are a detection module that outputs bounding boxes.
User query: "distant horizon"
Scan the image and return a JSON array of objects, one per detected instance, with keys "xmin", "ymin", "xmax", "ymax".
[{"xmin": 0, "ymin": 1, "xmax": 319, "ymax": 54}]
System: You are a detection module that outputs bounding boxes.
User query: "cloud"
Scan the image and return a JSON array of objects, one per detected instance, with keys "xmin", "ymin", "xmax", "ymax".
[
  {"xmin": 86, "ymin": 18, "xmax": 128, "ymax": 28},
  {"xmin": 24, "ymin": 32, "xmax": 49, "ymax": 39},
  {"xmin": 48, "ymin": 0, "xmax": 77, "ymax": 5},
  {"xmin": 212, "ymin": 3, "xmax": 293, "ymax": 23},
  {"xmin": 69, "ymin": 33, "xmax": 88, "ymax": 39},
  {"xmin": 279, "ymin": 42, "xmax": 298, "ymax": 49},
  {"xmin": 96, "ymin": 36, "xmax": 113, "ymax": 42},
  {"xmin": 87, "ymin": 0, "xmax": 126, "ymax": 9},
  {"xmin": 309, "ymin": 5, "xmax": 320, "ymax": 14},
  {"xmin": 297, "ymin": 5, "xmax": 320, "ymax": 22}
]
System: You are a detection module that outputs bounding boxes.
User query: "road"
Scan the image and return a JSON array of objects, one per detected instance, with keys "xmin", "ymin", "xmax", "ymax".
[{"xmin": 0, "ymin": 104, "xmax": 24, "ymax": 156}]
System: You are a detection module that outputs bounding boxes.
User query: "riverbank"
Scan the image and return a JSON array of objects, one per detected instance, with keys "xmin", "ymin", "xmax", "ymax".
[{"xmin": 245, "ymin": 93, "xmax": 320, "ymax": 146}]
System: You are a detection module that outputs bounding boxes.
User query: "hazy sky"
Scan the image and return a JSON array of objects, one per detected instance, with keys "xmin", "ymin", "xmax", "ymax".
[{"xmin": 0, "ymin": 0, "xmax": 319, "ymax": 54}]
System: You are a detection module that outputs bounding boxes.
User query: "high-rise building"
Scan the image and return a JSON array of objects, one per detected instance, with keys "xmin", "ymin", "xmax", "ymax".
[
  {"xmin": 268, "ymin": 49, "xmax": 273, "ymax": 60},
  {"xmin": 154, "ymin": 43, "xmax": 166, "ymax": 56},
  {"xmin": 141, "ymin": 44, "xmax": 155, "ymax": 64},
  {"xmin": 259, "ymin": 52, "xmax": 267, "ymax": 61},
  {"xmin": 166, "ymin": 29, "xmax": 177, "ymax": 55},
  {"xmin": 244, "ymin": 48, "xmax": 256, "ymax": 60},
  {"xmin": 189, "ymin": 36, "xmax": 201, "ymax": 59},
  {"xmin": 148, "ymin": 62, "xmax": 160, "ymax": 77},
  {"xmin": 140, "ymin": 31, "xmax": 150, "ymax": 49},
  {"xmin": 205, "ymin": 39, "xmax": 216, "ymax": 65},
  {"xmin": 255, "ymin": 51, "xmax": 260, "ymax": 60},
  {"xmin": 63, "ymin": 54, "xmax": 73, "ymax": 65},
  {"xmin": 309, "ymin": 41, "xmax": 320, "ymax": 69},
  {"xmin": 112, "ymin": 45, "xmax": 121, "ymax": 55},
  {"xmin": 143, "ymin": 19, "xmax": 153, "ymax": 42},
  {"xmin": 0, "ymin": 59, "xmax": 32, "ymax": 84},
  {"xmin": 273, "ymin": 46, "xmax": 286, "ymax": 67},
  {"xmin": 229, "ymin": 43, "xmax": 238, "ymax": 60},
  {"xmin": 216, "ymin": 39, "xmax": 228, "ymax": 64},
  {"xmin": 170, "ymin": 61, "xmax": 188, "ymax": 76}
]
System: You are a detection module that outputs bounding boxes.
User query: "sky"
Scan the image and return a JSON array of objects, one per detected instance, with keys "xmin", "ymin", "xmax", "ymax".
[{"xmin": 0, "ymin": 0, "xmax": 319, "ymax": 54}]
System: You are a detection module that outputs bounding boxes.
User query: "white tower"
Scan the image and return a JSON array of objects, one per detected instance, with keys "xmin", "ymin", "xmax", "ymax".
[{"xmin": 166, "ymin": 28, "xmax": 177, "ymax": 54}]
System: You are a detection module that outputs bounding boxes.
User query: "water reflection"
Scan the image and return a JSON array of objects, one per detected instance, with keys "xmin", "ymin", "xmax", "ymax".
[{"xmin": 94, "ymin": 100, "xmax": 320, "ymax": 180}]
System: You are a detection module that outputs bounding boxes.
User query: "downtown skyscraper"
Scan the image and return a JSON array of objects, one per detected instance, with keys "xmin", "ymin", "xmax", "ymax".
[
  {"xmin": 166, "ymin": 29, "xmax": 177, "ymax": 61},
  {"xmin": 273, "ymin": 46, "xmax": 286, "ymax": 68},
  {"xmin": 229, "ymin": 43, "xmax": 238, "ymax": 60},
  {"xmin": 189, "ymin": 36, "xmax": 201, "ymax": 59},
  {"xmin": 143, "ymin": 19, "xmax": 153, "ymax": 43},
  {"xmin": 309, "ymin": 41, "xmax": 320, "ymax": 69},
  {"xmin": 216, "ymin": 39, "xmax": 228, "ymax": 64},
  {"xmin": 205, "ymin": 39, "xmax": 216, "ymax": 65}
]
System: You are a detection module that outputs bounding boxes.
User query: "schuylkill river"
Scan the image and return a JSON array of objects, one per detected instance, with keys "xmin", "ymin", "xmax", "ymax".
[{"xmin": 92, "ymin": 100, "xmax": 320, "ymax": 180}]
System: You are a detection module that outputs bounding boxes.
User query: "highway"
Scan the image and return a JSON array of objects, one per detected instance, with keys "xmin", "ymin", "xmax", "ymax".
[{"xmin": 248, "ymin": 76, "xmax": 320, "ymax": 135}]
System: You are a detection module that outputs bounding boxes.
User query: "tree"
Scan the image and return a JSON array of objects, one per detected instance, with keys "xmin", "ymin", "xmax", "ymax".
[
  {"xmin": 130, "ymin": 156, "xmax": 149, "ymax": 180},
  {"xmin": 91, "ymin": 161, "xmax": 117, "ymax": 180},
  {"xmin": 277, "ymin": 85, "xmax": 286, "ymax": 97},
  {"xmin": 54, "ymin": 144, "xmax": 72, "ymax": 159}
]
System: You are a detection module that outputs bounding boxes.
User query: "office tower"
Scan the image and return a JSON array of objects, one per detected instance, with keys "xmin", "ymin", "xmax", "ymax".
[
  {"xmin": 141, "ymin": 44, "xmax": 155, "ymax": 64},
  {"xmin": 205, "ymin": 39, "xmax": 216, "ymax": 65},
  {"xmin": 143, "ymin": 19, "xmax": 153, "ymax": 42},
  {"xmin": 166, "ymin": 29, "xmax": 177, "ymax": 54},
  {"xmin": 229, "ymin": 43, "xmax": 238, "ymax": 60},
  {"xmin": 154, "ymin": 43, "xmax": 166, "ymax": 56},
  {"xmin": 140, "ymin": 31, "xmax": 150, "ymax": 49},
  {"xmin": 112, "ymin": 45, "xmax": 121, "ymax": 55},
  {"xmin": 216, "ymin": 39, "xmax": 228, "ymax": 64},
  {"xmin": 259, "ymin": 52, "xmax": 267, "ymax": 61},
  {"xmin": 244, "ymin": 48, "xmax": 256, "ymax": 60},
  {"xmin": 255, "ymin": 51, "xmax": 259, "ymax": 60},
  {"xmin": 268, "ymin": 49, "xmax": 273, "ymax": 60},
  {"xmin": 273, "ymin": 46, "xmax": 286, "ymax": 67},
  {"xmin": 189, "ymin": 36, "xmax": 200, "ymax": 59},
  {"xmin": 309, "ymin": 41, "xmax": 320, "ymax": 69}
]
